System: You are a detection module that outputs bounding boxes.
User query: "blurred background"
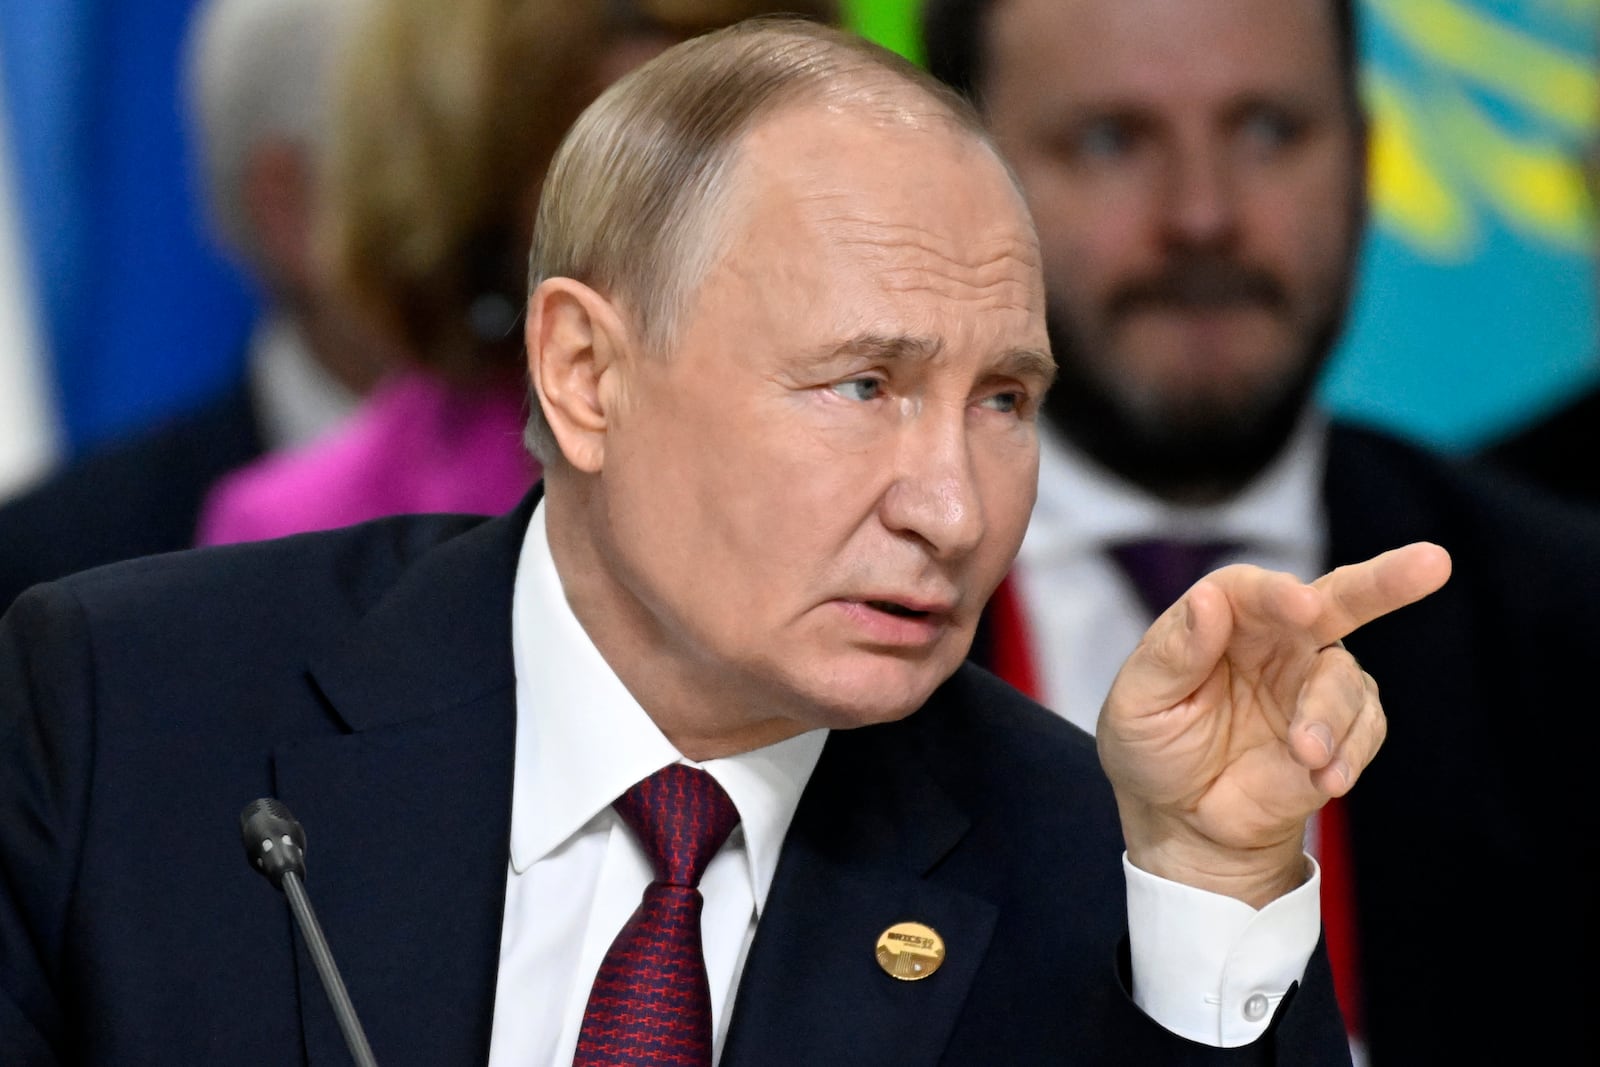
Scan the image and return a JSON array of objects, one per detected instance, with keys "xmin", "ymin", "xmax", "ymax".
[{"xmin": 0, "ymin": 0, "xmax": 1595, "ymax": 504}]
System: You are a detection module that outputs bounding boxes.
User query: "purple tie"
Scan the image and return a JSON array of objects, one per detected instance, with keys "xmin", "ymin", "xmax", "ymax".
[
  {"xmin": 573, "ymin": 764, "xmax": 740, "ymax": 1067},
  {"xmin": 1107, "ymin": 538, "xmax": 1240, "ymax": 620}
]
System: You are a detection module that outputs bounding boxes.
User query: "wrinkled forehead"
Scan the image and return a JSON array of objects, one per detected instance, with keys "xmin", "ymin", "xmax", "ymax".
[
  {"xmin": 700, "ymin": 101, "xmax": 1049, "ymax": 356},
  {"xmin": 724, "ymin": 98, "xmax": 1039, "ymax": 263}
]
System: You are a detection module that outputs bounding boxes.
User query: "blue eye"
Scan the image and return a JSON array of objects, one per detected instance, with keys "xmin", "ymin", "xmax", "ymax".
[
  {"xmin": 831, "ymin": 377, "xmax": 884, "ymax": 402},
  {"xmin": 982, "ymin": 391, "xmax": 1022, "ymax": 415}
]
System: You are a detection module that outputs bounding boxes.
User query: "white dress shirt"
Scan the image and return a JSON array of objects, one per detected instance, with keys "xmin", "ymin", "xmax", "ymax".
[
  {"xmin": 488, "ymin": 499, "xmax": 1321, "ymax": 1062},
  {"xmin": 488, "ymin": 501, "xmax": 828, "ymax": 1066}
]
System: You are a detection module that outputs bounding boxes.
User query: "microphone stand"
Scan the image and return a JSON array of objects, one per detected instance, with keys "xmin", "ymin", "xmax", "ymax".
[
  {"xmin": 241, "ymin": 797, "xmax": 379, "ymax": 1067},
  {"xmin": 280, "ymin": 870, "xmax": 378, "ymax": 1067}
]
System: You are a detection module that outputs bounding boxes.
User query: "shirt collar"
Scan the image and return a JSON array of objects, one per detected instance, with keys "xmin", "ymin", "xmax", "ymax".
[{"xmin": 508, "ymin": 500, "xmax": 827, "ymax": 915}]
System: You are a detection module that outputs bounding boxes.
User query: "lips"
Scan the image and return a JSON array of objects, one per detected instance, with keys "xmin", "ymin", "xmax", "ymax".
[
  {"xmin": 831, "ymin": 594, "xmax": 958, "ymax": 649},
  {"xmin": 865, "ymin": 599, "xmax": 932, "ymax": 618},
  {"xmin": 855, "ymin": 593, "xmax": 955, "ymax": 618}
]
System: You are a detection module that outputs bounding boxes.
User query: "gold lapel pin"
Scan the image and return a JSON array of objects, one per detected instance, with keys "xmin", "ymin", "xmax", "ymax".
[{"xmin": 875, "ymin": 921, "xmax": 946, "ymax": 981}]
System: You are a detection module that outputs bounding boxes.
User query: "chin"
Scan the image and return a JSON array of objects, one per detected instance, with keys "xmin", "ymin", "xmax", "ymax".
[{"xmin": 790, "ymin": 654, "xmax": 953, "ymax": 731}]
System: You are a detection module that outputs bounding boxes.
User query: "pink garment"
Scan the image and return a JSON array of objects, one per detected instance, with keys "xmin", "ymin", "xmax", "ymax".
[{"xmin": 197, "ymin": 370, "xmax": 541, "ymax": 545}]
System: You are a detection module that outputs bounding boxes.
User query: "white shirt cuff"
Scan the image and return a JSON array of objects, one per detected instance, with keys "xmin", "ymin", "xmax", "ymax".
[{"xmin": 1124, "ymin": 853, "xmax": 1321, "ymax": 1047}]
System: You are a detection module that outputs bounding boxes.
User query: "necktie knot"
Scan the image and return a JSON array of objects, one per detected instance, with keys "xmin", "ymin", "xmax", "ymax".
[
  {"xmin": 1107, "ymin": 537, "xmax": 1240, "ymax": 620},
  {"xmin": 613, "ymin": 764, "xmax": 739, "ymax": 888}
]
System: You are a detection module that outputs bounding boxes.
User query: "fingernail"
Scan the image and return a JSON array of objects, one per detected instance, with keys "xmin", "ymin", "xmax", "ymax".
[
  {"xmin": 1307, "ymin": 723, "xmax": 1333, "ymax": 760},
  {"xmin": 1330, "ymin": 759, "xmax": 1351, "ymax": 790}
]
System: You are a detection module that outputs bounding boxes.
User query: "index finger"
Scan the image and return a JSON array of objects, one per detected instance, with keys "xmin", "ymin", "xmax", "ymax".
[{"xmin": 1310, "ymin": 541, "xmax": 1452, "ymax": 646}]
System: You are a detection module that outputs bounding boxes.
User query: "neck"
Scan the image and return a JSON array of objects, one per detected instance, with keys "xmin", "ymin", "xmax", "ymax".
[{"xmin": 542, "ymin": 476, "xmax": 817, "ymax": 762}]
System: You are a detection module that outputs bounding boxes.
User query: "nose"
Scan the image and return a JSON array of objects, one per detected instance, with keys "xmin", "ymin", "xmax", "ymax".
[
  {"xmin": 879, "ymin": 401, "xmax": 985, "ymax": 560},
  {"xmin": 1161, "ymin": 133, "xmax": 1239, "ymax": 249}
]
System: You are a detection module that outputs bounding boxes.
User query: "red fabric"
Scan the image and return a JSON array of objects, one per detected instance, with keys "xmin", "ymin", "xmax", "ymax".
[
  {"xmin": 1317, "ymin": 795, "xmax": 1363, "ymax": 1038},
  {"xmin": 986, "ymin": 572, "xmax": 1043, "ymax": 700},
  {"xmin": 574, "ymin": 765, "xmax": 740, "ymax": 1067}
]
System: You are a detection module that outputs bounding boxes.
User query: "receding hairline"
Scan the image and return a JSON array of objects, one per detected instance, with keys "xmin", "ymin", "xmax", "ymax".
[
  {"xmin": 712, "ymin": 73, "xmax": 1020, "ymax": 213},
  {"xmin": 529, "ymin": 17, "xmax": 1002, "ymax": 302},
  {"xmin": 669, "ymin": 42, "xmax": 1019, "ymax": 298},
  {"xmin": 522, "ymin": 17, "xmax": 1033, "ymax": 459}
]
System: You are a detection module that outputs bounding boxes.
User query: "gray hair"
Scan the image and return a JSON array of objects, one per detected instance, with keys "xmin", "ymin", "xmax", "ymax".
[
  {"xmin": 182, "ymin": 0, "xmax": 361, "ymax": 268},
  {"xmin": 525, "ymin": 16, "xmax": 994, "ymax": 459}
]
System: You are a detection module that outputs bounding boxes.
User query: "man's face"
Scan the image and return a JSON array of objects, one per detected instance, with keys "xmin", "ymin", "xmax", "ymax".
[
  {"xmin": 982, "ymin": 0, "xmax": 1364, "ymax": 498},
  {"xmin": 583, "ymin": 103, "xmax": 1051, "ymax": 749}
]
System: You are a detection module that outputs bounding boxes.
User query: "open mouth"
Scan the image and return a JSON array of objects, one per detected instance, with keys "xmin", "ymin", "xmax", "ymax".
[{"xmin": 865, "ymin": 600, "xmax": 932, "ymax": 619}]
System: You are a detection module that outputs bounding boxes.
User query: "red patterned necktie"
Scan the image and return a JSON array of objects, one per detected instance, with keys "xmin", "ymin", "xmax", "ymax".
[{"xmin": 573, "ymin": 764, "xmax": 740, "ymax": 1067}]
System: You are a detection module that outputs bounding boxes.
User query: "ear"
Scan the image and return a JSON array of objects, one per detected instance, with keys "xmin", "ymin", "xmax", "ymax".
[{"xmin": 525, "ymin": 278, "xmax": 631, "ymax": 473}]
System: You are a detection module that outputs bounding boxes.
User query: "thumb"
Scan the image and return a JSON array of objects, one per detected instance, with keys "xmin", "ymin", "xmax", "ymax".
[{"xmin": 1104, "ymin": 580, "xmax": 1233, "ymax": 720}]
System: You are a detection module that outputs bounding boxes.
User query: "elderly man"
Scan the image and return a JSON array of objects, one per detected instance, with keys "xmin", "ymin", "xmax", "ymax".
[{"xmin": 0, "ymin": 19, "xmax": 1447, "ymax": 1065}]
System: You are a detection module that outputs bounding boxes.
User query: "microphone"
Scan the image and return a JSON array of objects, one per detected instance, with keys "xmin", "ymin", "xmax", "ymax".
[{"xmin": 241, "ymin": 798, "xmax": 379, "ymax": 1067}]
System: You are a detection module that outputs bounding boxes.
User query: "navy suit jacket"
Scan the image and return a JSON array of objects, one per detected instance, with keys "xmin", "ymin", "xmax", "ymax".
[
  {"xmin": 973, "ymin": 422, "xmax": 1600, "ymax": 1065},
  {"xmin": 0, "ymin": 488, "xmax": 1350, "ymax": 1065}
]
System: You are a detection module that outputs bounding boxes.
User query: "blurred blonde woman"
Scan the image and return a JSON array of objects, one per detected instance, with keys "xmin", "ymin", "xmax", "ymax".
[{"xmin": 197, "ymin": 0, "xmax": 836, "ymax": 544}]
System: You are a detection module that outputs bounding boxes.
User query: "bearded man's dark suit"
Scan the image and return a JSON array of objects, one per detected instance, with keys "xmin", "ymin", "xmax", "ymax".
[
  {"xmin": 971, "ymin": 422, "xmax": 1600, "ymax": 1066},
  {"xmin": 1479, "ymin": 380, "xmax": 1600, "ymax": 508},
  {"xmin": 0, "ymin": 486, "xmax": 1351, "ymax": 1066}
]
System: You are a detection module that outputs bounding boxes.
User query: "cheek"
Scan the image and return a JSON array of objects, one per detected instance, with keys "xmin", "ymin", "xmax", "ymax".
[
  {"xmin": 715, "ymin": 425, "xmax": 888, "ymax": 575},
  {"xmin": 662, "ymin": 406, "xmax": 880, "ymax": 578},
  {"xmin": 1244, "ymin": 166, "xmax": 1359, "ymax": 292},
  {"xmin": 972, "ymin": 435, "xmax": 1039, "ymax": 559},
  {"xmin": 598, "ymin": 393, "xmax": 751, "ymax": 607},
  {"xmin": 1298, "ymin": 203, "xmax": 1359, "ymax": 307},
  {"xmin": 1024, "ymin": 175, "xmax": 1152, "ymax": 304}
]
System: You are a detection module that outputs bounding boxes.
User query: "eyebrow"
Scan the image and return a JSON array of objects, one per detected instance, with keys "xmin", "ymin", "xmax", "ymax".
[
  {"xmin": 827, "ymin": 334, "xmax": 1057, "ymax": 386},
  {"xmin": 999, "ymin": 346, "xmax": 1058, "ymax": 389}
]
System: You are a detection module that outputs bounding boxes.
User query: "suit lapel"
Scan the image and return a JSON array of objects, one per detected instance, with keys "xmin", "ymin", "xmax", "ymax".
[
  {"xmin": 250, "ymin": 485, "xmax": 994, "ymax": 1065},
  {"xmin": 271, "ymin": 493, "xmax": 538, "ymax": 1065},
  {"xmin": 722, "ymin": 694, "xmax": 997, "ymax": 1067}
]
